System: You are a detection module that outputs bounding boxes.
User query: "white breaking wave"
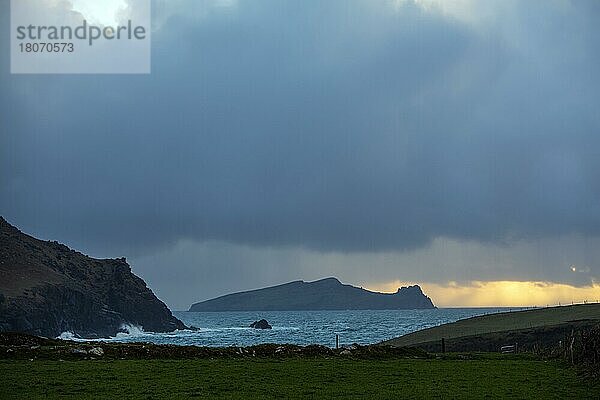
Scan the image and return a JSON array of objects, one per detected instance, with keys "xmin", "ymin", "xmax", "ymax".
[
  {"xmin": 115, "ymin": 323, "xmax": 145, "ymax": 338},
  {"xmin": 57, "ymin": 331, "xmax": 81, "ymax": 341},
  {"xmin": 57, "ymin": 324, "xmax": 146, "ymax": 342}
]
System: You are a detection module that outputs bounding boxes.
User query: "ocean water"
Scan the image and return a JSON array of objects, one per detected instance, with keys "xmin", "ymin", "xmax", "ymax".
[{"xmin": 81, "ymin": 308, "xmax": 529, "ymax": 347}]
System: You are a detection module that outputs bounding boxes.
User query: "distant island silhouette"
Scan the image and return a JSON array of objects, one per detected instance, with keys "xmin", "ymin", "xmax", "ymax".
[{"xmin": 189, "ymin": 277, "xmax": 435, "ymax": 311}]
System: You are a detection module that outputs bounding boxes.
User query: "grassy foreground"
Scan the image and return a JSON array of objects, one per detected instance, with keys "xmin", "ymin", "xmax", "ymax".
[{"xmin": 1, "ymin": 356, "xmax": 598, "ymax": 399}]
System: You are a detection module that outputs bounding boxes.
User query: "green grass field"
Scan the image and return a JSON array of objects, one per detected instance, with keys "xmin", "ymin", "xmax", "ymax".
[
  {"xmin": 383, "ymin": 303, "xmax": 600, "ymax": 347},
  {"xmin": 1, "ymin": 356, "xmax": 598, "ymax": 399}
]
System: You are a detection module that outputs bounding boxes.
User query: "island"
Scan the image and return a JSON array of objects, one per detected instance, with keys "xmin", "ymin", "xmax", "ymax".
[{"xmin": 189, "ymin": 277, "xmax": 435, "ymax": 311}]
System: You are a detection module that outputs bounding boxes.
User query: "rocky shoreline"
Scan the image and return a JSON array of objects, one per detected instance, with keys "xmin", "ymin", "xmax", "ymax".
[
  {"xmin": 0, "ymin": 217, "xmax": 186, "ymax": 338},
  {"xmin": 0, "ymin": 332, "xmax": 428, "ymax": 361}
]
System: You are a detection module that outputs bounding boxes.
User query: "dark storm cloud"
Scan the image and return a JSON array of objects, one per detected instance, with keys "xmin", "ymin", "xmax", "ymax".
[{"xmin": 1, "ymin": 0, "xmax": 600, "ymax": 257}]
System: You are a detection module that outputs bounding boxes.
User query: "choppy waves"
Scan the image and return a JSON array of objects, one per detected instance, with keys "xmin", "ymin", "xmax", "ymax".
[{"xmin": 58, "ymin": 308, "xmax": 523, "ymax": 347}]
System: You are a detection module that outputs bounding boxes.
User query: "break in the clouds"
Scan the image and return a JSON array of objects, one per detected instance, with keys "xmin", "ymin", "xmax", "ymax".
[{"xmin": 1, "ymin": 0, "xmax": 599, "ymax": 306}]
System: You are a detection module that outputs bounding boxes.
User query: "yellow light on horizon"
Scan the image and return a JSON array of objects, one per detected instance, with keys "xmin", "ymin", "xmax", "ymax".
[{"xmin": 367, "ymin": 280, "xmax": 600, "ymax": 308}]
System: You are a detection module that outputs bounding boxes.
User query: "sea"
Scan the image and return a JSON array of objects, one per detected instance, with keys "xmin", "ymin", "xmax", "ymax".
[{"xmin": 62, "ymin": 308, "xmax": 530, "ymax": 347}]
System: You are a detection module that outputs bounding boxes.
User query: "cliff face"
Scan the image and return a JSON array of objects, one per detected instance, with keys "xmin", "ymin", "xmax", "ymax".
[
  {"xmin": 189, "ymin": 277, "xmax": 435, "ymax": 312},
  {"xmin": 0, "ymin": 217, "xmax": 185, "ymax": 338}
]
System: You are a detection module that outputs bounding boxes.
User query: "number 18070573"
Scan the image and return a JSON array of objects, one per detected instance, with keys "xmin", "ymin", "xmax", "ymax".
[{"xmin": 19, "ymin": 42, "xmax": 74, "ymax": 53}]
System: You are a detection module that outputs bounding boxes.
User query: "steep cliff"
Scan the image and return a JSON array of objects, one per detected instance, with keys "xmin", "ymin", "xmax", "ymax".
[
  {"xmin": 190, "ymin": 277, "xmax": 435, "ymax": 311},
  {"xmin": 0, "ymin": 217, "xmax": 185, "ymax": 338}
]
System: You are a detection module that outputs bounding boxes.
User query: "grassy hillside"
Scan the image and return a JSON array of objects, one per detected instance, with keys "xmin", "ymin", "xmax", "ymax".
[
  {"xmin": 383, "ymin": 303, "xmax": 600, "ymax": 348},
  {"xmin": 1, "ymin": 357, "xmax": 598, "ymax": 399}
]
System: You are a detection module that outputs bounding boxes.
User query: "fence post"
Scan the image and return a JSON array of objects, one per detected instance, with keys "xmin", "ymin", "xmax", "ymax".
[
  {"xmin": 570, "ymin": 334, "xmax": 575, "ymax": 365},
  {"xmin": 336, "ymin": 334, "xmax": 339, "ymax": 350},
  {"xmin": 441, "ymin": 338, "xmax": 446, "ymax": 353}
]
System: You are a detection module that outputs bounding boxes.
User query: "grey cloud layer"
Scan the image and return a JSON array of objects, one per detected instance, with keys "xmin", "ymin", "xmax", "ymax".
[{"xmin": 1, "ymin": 0, "xmax": 599, "ymax": 259}]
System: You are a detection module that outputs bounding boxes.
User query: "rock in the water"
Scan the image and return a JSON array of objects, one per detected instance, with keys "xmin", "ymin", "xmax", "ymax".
[{"xmin": 249, "ymin": 319, "xmax": 272, "ymax": 329}]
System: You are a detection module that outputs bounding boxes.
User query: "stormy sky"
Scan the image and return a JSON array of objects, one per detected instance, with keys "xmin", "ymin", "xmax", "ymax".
[{"xmin": 1, "ymin": 0, "xmax": 599, "ymax": 309}]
